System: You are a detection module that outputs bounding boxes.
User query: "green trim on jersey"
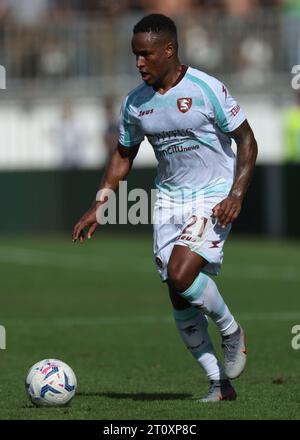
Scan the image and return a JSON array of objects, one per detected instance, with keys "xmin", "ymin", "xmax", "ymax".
[
  {"xmin": 185, "ymin": 72, "xmax": 229, "ymax": 132},
  {"xmin": 122, "ymin": 84, "xmax": 148, "ymax": 147},
  {"xmin": 155, "ymin": 179, "xmax": 232, "ymax": 199}
]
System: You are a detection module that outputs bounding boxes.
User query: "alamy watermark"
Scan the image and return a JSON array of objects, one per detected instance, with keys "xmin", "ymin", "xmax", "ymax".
[
  {"xmin": 0, "ymin": 325, "xmax": 6, "ymax": 349},
  {"xmin": 95, "ymin": 181, "xmax": 206, "ymax": 226},
  {"xmin": 0, "ymin": 66, "xmax": 6, "ymax": 349},
  {"xmin": 0, "ymin": 67, "xmax": 6, "ymax": 349},
  {"xmin": 291, "ymin": 65, "xmax": 300, "ymax": 90},
  {"xmin": 291, "ymin": 325, "xmax": 300, "ymax": 350},
  {"xmin": 0, "ymin": 65, "xmax": 6, "ymax": 89}
]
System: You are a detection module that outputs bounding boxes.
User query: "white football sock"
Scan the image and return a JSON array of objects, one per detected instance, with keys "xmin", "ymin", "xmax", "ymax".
[
  {"xmin": 178, "ymin": 273, "xmax": 238, "ymax": 337},
  {"xmin": 173, "ymin": 306, "xmax": 227, "ymax": 380}
]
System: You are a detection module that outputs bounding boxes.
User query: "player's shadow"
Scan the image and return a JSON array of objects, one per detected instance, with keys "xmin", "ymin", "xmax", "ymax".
[{"xmin": 77, "ymin": 392, "xmax": 192, "ymax": 401}]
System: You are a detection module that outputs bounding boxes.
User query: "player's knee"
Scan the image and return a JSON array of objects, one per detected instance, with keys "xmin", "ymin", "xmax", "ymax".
[
  {"xmin": 169, "ymin": 288, "xmax": 190, "ymax": 310},
  {"xmin": 167, "ymin": 263, "xmax": 194, "ymax": 292}
]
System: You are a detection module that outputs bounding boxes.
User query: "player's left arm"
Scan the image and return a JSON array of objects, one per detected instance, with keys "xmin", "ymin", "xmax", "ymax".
[{"xmin": 212, "ymin": 119, "xmax": 258, "ymax": 228}]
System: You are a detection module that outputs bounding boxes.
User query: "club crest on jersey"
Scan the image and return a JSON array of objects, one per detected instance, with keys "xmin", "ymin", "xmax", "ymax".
[{"xmin": 177, "ymin": 97, "xmax": 192, "ymax": 113}]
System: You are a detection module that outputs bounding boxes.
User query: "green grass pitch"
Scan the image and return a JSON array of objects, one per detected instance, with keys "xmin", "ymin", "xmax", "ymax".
[{"xmin": 0, "ymin": 233, "xmax": 300, "ymax": 420}]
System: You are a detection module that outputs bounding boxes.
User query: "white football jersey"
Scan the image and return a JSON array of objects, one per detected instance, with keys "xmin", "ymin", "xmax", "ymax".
[{"xmin": 119, "ymin": 66, "xmax": 246, "ymax": 199}]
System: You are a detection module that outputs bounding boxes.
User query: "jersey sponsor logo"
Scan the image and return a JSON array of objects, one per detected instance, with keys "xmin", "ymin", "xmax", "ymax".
[
  {"xmin": 138, "ymin": 108, "xmax": 154, "ymax": 117},
  {"xmin": 148, "ymin": 128, "xmax": 194, "ymax": 143},
  {"xmin": 230, "ymin": 105, "xmax": 240, "ymax": 117},
  {"xmin": 157, "ymin": 144, "xmax": 200, "ymax": 158},
  {"xmin": 177, "ymin": 97, "xmax": 192, "ymax": 113}
]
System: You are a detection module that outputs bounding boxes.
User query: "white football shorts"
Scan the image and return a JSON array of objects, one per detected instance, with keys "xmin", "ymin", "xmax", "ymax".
[{"xmin": 153, "ymin": 193, "xmax": 231, "ymax": 281}]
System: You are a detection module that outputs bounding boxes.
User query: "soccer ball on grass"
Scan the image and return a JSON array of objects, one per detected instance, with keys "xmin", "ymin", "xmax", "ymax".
[{"xmin": 25, "ymin": 358, "xmax": 77, "ymax": 407}]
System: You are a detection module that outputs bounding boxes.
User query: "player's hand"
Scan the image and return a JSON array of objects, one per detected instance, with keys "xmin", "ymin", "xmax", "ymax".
[
  {"xmin": 72, "ymin": 203, "xmax": 99, "ymax": 243},
  {"xmin": 212, "ymin": 195, "xmax": 243, "ymax": 229}
]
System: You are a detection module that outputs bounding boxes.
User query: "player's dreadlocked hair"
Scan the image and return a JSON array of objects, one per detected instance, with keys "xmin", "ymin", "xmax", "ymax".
[{"xmin": 133, "ymin": 14, "xmax": 178, "ymax": 52}]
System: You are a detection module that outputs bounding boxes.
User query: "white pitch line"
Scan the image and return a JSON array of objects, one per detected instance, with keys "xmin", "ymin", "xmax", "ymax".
[
  {"xmin": 2, "ymin": 311, "xmax": 300, "ymax": 327},
  {"xmin": 0, "ymin": 246, "xmax": 110, "ymax": 271},
  {"xmin": 221, "ymin": 265, "xmax": 300, "ymax": 282},
  {"xmin": 0, "ymin": 246, "xmax": 299, "ymax": 282}
]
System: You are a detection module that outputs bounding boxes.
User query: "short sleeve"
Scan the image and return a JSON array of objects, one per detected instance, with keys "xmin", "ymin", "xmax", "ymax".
[
  {"xmin": 118, "ymin": 96, "xmax": 145, "ymax": 147},
  {"xmin": 203, "ymin": 78, "xmax": 246, "ymax": 133}
]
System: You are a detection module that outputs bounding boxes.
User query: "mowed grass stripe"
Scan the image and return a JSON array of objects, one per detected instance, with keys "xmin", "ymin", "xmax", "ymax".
[
  {"xmin": 0, "ymin": 245, "xmax": 299, "ymax": 282},
  {"xmin": 2, "ymin": 311, "xmax": 300, "ymax": 327}
]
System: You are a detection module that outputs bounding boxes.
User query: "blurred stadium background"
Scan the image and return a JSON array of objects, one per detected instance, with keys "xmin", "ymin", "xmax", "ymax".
[{"xmin": 0, "ymin": 0, "xmax": 299, "ymax": 237}]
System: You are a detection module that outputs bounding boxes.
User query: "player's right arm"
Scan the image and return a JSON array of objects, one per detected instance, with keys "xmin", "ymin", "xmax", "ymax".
[{"xmin": 72, "ymin": 142, "xmax": 140, "ymax": 243}]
